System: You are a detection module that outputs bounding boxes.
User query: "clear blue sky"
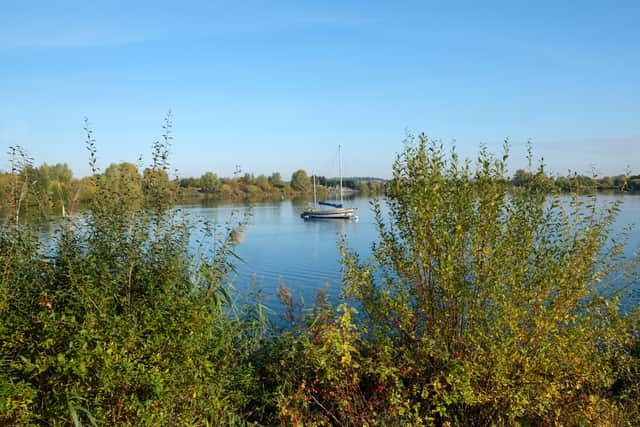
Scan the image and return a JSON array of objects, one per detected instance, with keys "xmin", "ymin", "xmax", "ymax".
[{"xmin": 1, "ymin": 0, "xmax": 638, "ymax": 179}]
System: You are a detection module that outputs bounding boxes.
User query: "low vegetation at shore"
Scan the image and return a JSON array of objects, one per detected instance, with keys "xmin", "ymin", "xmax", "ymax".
[{"xmin": 1, "ymin": 121, "xmax": 639, "ymax": 425}]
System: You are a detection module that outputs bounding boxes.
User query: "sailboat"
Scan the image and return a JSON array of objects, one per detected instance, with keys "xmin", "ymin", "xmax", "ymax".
[{"xmin": 301, "ymin": 145, "xmax": 357, "ymax": 220}]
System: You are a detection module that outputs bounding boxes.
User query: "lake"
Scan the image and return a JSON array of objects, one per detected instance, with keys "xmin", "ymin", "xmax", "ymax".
[
  {"xmin": 182, "ymin": 194, "xmax": 640, "ymax": 309},
  {"xmin": 182, "ymin": 197, "xmax": 377, "ymax": 309}
]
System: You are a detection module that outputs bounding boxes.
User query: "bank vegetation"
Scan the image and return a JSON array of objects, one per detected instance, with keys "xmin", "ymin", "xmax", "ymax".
[{"xmin": 1, "ymin": 120, "xmax": 639, "ymax": 425}]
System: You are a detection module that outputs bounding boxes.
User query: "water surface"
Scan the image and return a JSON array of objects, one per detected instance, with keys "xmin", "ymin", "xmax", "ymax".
[
  {"xmin": 183, "ymin": 197, "xmax": 377, "ymax": 307},
  {"xmin": 182, "ymin": 194, "xmax": 640, "ymax": 308}
]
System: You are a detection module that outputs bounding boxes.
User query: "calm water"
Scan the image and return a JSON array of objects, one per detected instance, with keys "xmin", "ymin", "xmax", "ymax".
[
  {"xmin": 182, "ymin": 194, "xmax": 640, "ymax": 308},
  {"xmin": 24, "ymin": 194, "xmax": 640, "ymax": 309},
  {"xmin": 182, "ymin": 197, "xmax": 378, "ymax": 307}
]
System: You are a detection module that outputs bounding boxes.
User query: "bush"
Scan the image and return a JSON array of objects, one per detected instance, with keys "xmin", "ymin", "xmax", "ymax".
[
  {"xmin": 337, "ymin": 134, "xmax": 640, "ymax": 425},
  {"xmin": 0, "ymin": 117, "xmax": 260, "ymax": 425}
]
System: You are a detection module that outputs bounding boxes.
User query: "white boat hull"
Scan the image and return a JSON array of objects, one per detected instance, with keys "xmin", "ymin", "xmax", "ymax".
[{"xmin": 301, "ymin": 207, "xmax": 357, "ymax": 220}]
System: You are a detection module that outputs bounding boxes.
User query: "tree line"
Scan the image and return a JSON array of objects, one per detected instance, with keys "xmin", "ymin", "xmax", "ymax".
[
  {"xmin": 2, "ymin": 145, "xmax": 634, "ymax": 221},
  {"xmin": 178, "ymin": 170, "xmax": 385, "ymax": 201},
  {"xmin": 511, "ymin": 168, "xmax": 640, "ymax": 192},
  {"xmin": 0, "ymin": 155, "xmax": 385, "ymax": 219}
]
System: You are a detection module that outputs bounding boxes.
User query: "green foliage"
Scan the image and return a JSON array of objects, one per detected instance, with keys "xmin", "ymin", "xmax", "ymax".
[
  {"xmin": 199, "ymin": 171, "xmax": 220, "ymax": 194},
  {"xmin": 513, "ymin": 168, "xmax": 637, "ymax": 193},
  {"xmin": 0, "ymin": 116, "xmax": 261, "ymax": 425},
  {"xmin": 178, "ymin": 170, "xmax": 293, "ymax": 202},
  {"xmin": 356, "ymin": 180, "xmax": 385, "ymax": 196},
  {"xmin": 3, "ymin": 145, "xmax": 36, "ymax": 223},
  {"xmin": 255, "ymin": 174, "xmax": 272, "ymax": 192},
  {"xmin": 291, "ymin": 169, "xmax": 311, "ymax": 193},
  {"xmin": 338, "ymin": 133, "xmax": 640, "ymax": 424},
  {"xmin": 2, "ymin": 126, "xmax": 639, "ymax": 426},
  {"xmin": 270, "ymin": 172, "xmax": 284, "ymax": 188},
  {"xmin": 103, "ymin": 162, "xmax": 144, "ymax": 208}
]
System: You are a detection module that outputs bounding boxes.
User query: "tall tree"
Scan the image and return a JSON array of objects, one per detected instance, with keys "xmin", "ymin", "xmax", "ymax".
[
  {"xmin": 103, "ymin": 162, "xmax": 143, "ymax": 202},
  {"xmin": 290, "ymin": 169, "xmax": 310, "ymax": 192},
  {"xmin": 269, "ymin": 172, "xmax": 284, "ymax": 188},
  {"xmin": 200, "ymin": 172, "xmax": 219, "ymax": 194}
]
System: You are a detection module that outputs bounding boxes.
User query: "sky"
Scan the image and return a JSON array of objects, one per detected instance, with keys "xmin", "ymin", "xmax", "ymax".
[{"xmin": 1, "ymin": 0, "xmax": 638, "ymax": 179}]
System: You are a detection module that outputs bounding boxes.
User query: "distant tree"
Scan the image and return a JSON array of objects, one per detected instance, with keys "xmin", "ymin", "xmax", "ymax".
[
  {"xmin": 555, "ymin": 176, "xmax": 571, "ymax": 192},
  {"xmin": 200, "ymin": 172, "xmax": 220, "ymax": 194},
  {"xmin": 219, "ymin": 183, "xmax": 235, "ymax": 199},
  {"xmin": 269, "ymin": 172, "xmax": 284, "ymax": 188},
  {"xmin": 179, "ymin": 177, "xmax": 201, "ymax": 188},
  {"xmin": 142, "ymin": 167, "xmax": 172, "ymax": 209},
  {"xmin": 572, "ymin": 174, "xmax": 597, "ymax": 192},
  {"xmin": 24, "ymin": 165, "xmax": 51, "ymax": 212},
  {"xmin": 291, "ymin": 169, "xmax": 311, "ymax": 192},
  {"xmin": 599, "ymin": 176, "xmax": 614, "ymax": 189},
  {"xmin": 342, "ymin": 178, "xmax": 357, "ymax": 190},
  {"xmin": 246, "ymin": 184, "xmax": 262, "ymax": 199},
  {"xmin": 241, "ymin": 173, "xmax": 255, "ymax": 186},
  {"xmin": 104, "ymin": 162, "xmax": 143, "ymax": 201},
  {"xmin": 41, "ymin": 163, "xmax": 73, "ymax": 212},
  {"xmin": 43, "ymin": 163, "xmax": 73, "ymax": 184},
  {"xmin": 368, "ymin": 180, "xmax": 385, "ymax": 194},
  {"xmin": 511, "ymin": 169, "xmax": 532, "ymax": 187},
  {"xmin": 357, "ymin": 181, "xmax": 370, "ymax": 195},
  {"xmin": 72, "ymin": 176, "xmax": 96, "ymax": 204},
  {"xmin": 0, "ymin": 173, "xmax": 11, "ymax": 204},
  {"xmin": 613, "ymin": 175, "xmax": 628, "ymax": 190},
  {"xmin": 255, "ymin": 175, "xmax": 272, "ymax": 192},
  {"xmin": 318, "ymin": 176, "xmax": 339, "ymax": 187}
]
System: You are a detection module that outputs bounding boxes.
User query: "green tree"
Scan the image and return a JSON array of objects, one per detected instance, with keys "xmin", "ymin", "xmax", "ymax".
[
  {"xmin": 290, "ymin": 169, "xmax": 310, "ymax": 193},
  {"xmin": 613, "ymin": 174, "xmax": 628, "ymax": 190},
  {"xmin": 103, "ymin": 162, "xmax": 143, "ymax": 203},
  {"xmin": 240, "ymin": 173, "xmax": 255, "ymax": 186},
  {"xmin": 40, "ymin": 163, "xmax": 73, "ymax": 213},
  {"xmin": 255, "ymin": 174, "xmax": 272, "ymax": 192},
  {"xmin": 218, "ymin": 182, "xmax": 235, "ymax": 199},
  {"xmin": 599, "ymin": 176, "xmax": 614, "ymax": 189},
  {"xmin": 511, "ymin": 168, "xmax": 530, "ymax": 186},
  {"xmin": 23, "ymin": 164, "xmax": 51, "ymax": 213},
  {"xmin": 200, "ymin": 171, "xmax": 220, "ymax": 194},
  {"xmin": 179, "ymin": 176, "xmax": 201, "ymax": 188},
  {"xmin": 269, "ymin": 172, "xmax": 284, "ymax": 188},
  {"xmin": 0, "ymin": 172, "xmax": 11, "ymax": 205},
  {"xmin": 43, "ymin": 162, "xmax": 73, "ymax": 184},
  {"xmin": 142, "ymin": 167, "xmax": 172, "ymax": 209},
  {"xmin": 71, "ymin": 176, "xmax": 96, "ymax": 204}
]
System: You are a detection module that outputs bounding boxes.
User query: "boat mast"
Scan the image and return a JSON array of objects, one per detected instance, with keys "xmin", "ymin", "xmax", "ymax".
[
  {"xmin": 339, "ymin": 145, "xmax": 343, "ymax": 206},
  {"xmin": 312, "ymin": 173, "xmax": 317, "ymax": 207}
]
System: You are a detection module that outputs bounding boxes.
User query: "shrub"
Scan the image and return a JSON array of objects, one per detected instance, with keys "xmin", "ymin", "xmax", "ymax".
[
  {"xmin": 0, "ymin": 116, "xmax": 259, "ymax": 425},
  {"xmin": 338, "ymin": 134, "xmax": 640, "ymax": 425}
]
